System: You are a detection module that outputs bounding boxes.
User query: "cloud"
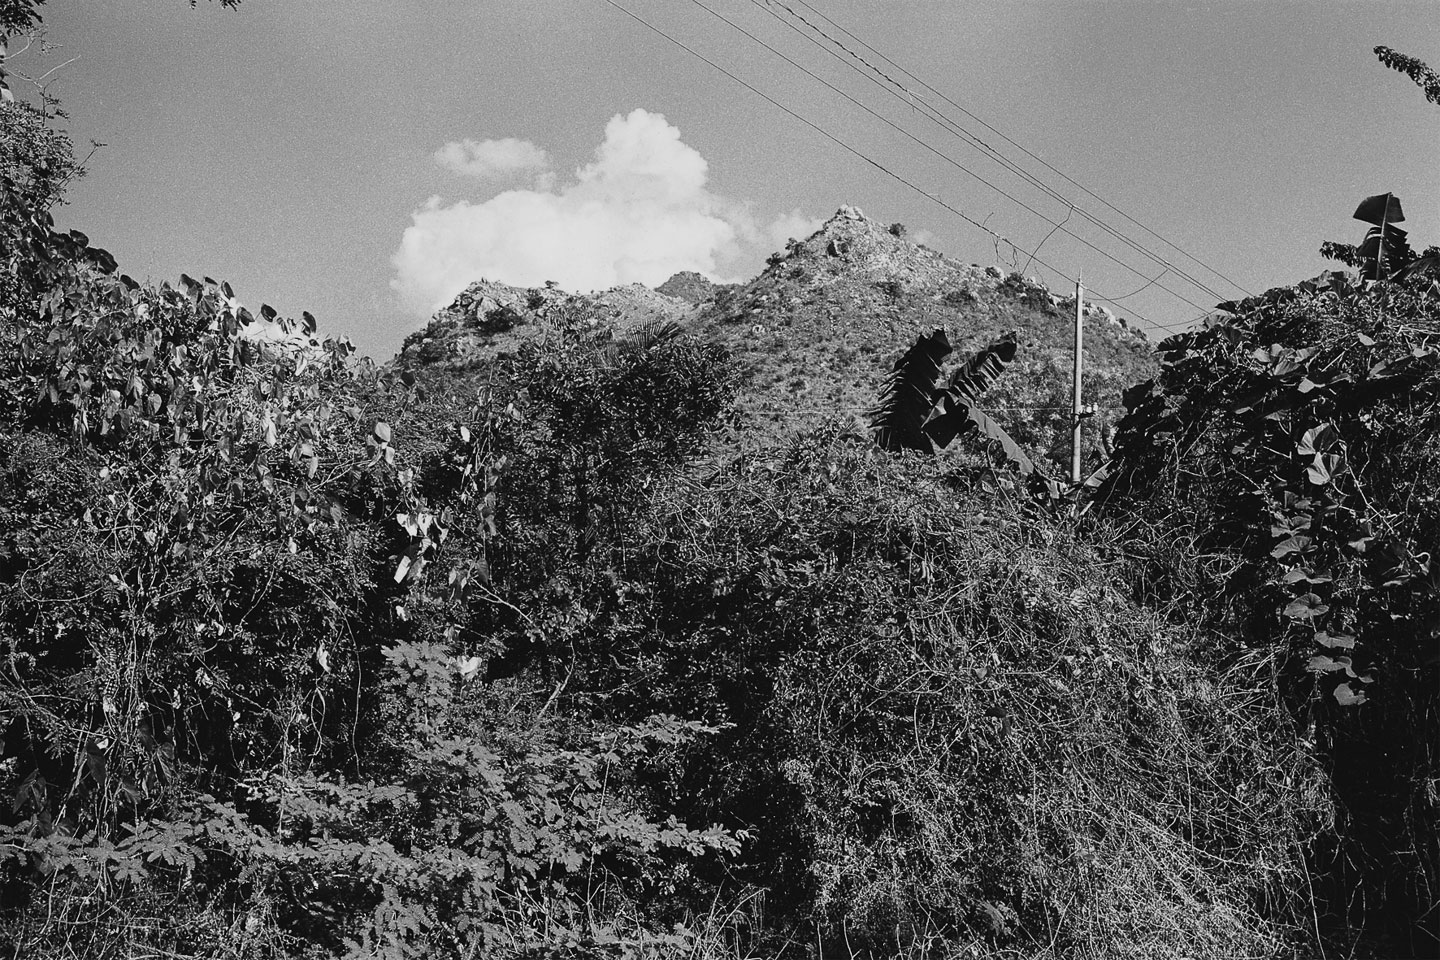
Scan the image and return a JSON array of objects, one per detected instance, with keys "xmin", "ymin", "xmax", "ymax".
[
  {"xmin": 433, "ymin": 137, "xmax": 551, "ymax": 182},
  {"xmin": 392, "ymin": 109, "xmax": 821, "ymax": 317}
]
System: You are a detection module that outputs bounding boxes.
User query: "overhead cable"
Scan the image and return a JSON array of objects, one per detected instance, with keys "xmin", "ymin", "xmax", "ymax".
[
  {"xmin": 778, "ymin": 0, "xmax": 1253, "ymax": 300},
  {"xmin": 595, "ymin": 0, "xmax": 1196, "ymax": 333},
  {"xmin": 755, "ymin": 0, "xmax": 1229, "ymax": 304},
  {"xmin": 683, "ymin": 0, "xmax": 1212, "ymax": 314}
]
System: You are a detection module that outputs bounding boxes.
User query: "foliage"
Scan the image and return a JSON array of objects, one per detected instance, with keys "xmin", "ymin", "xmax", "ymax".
[
  {"xmin": 871, "ymin": 328, "xmax": 1037, "ymax": 475},
  {"xmin": 1375, "ymin": 45, "xmax": 1440, "ymax": 106},
  {"xmin": 0, "ymin": 642, "xmax": 735, "ymax": 959},
  {"xmin": 0, "ymin": 0, "xmax": 42, "ymax": 39},
  {"xmin": 1097, "ymin": 264, "xmax": 1440, "ymax": 952},
  {"xmin": 595, "ymin": 427, "xmax": 1325, "ymax": 957},
  {"xmin": 0, "ymin": 148, "xmax": 741, "ymax": 957},
  {"xmin": 7, "ymin": 42, "xmax": 1421, "ymax": 958},
  {"xmin": 0, "ymin": 100, "xmax": 77, "ymax": 206}
]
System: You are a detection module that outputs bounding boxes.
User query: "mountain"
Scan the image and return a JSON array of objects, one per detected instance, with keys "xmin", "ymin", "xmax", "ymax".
[{"xmin": 394, "ymin": 205, "xmax": 1157, "ymax": 467}]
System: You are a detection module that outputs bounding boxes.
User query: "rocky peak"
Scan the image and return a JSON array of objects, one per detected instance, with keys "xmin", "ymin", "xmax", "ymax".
[
  {"xmin": 656, "ymin": 271, "xmax": 718, "ymax": 304},
  {"xmin": 395, "ymin": 278, "xmax": 698, "ymax": 373},
  {"xmin": 762, "ymin": 205, "xmax": 970, "ymax": 294}
]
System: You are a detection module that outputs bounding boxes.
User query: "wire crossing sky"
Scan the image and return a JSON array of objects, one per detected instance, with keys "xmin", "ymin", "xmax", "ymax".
[
  {"xmin": 737, "ymin": 0, "xmax": 1241, "ymax": 308},
  {"xmin": 762, "ymin": 0, "xmax": 1254, "ymax": 300},
  {"xmin": 18, "ymin": 0, "xmax": 1439, "ymax": 358},
  {"xmin": 619, "ymin": 0, "xmax": 1223, "ymax": 327}
]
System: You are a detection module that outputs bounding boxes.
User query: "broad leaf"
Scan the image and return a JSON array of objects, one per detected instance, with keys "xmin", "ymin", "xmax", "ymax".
[
  {"xmin": 1283, "ymin": 593, "xmax": 1329, "ymax": 619},
  {"xmin": 871, "ymin": 329, "xmax": 952, "ymax": 453},
  {"xmin": 1297, "ymin": 424, "xmax": 1339, "ymax": 455},
  {"xmin": 1272, "ymin": 535, "xmax": 1313, "ymax": 559},
  {"xmin": 944, "ymin": 332, "xmax": 1018, "ymax": 406},
  {"xmin": 1334, "ymin": 682, "xmax": 1368, "ymax": 706},
  {"xmin": 946, "ymin": 404, "xmax": 1037, "ymax": 475},
  {"xmin": 1306, "ymin": 655, "xmax": 1347, "ymax": 674}
]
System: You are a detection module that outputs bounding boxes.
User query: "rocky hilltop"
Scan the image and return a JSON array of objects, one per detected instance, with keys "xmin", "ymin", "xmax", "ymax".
[
  {"xmin": 394, "ymin": 205, "xmax": 1156, "ymax": 464},
  {"xmin": 396, "ymin": 278, "xmax": 697, "ymax": 371}
]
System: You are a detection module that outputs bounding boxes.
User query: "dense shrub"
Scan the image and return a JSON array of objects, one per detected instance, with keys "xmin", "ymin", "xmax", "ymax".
[
  {"xmin": 1098, "ymin": 270, "xmax": 1440, "ymax": 954},
  {"xmin": 0, "ymin": 171, "xmax": 743, "ymax": 956},
  {"xmin": 562, "ymin": 427, "xmax": 1328, "ymax": 957}
]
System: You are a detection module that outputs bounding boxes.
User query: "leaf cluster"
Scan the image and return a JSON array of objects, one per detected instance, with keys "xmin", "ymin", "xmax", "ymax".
[{"xmin": 1097, "ymin": 267, "xmax": 1440, "ymax": 947}]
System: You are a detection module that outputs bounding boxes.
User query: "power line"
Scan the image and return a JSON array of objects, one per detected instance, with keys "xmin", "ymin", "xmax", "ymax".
[
  {"xmin": 595, "ymin": 0, "xmax": 1193, "ymax": 333},
  {"xmin": 682, "ymin": 0, "xmax": 1213, "ymax": 314},
  {"xmin": 778, "ymin": 0, "xmax": 1253, "ymax": 301},
  {"xmin": 756, "ymin": 0, "xmax": 1229, "ymax": 306},
  {"xmin": 1092, "ymin": 269, "xmax": 1170, "ymax": 304},
  {"xmin": 589, "ymin": 4, "xmax": 1019, "ymax": 258}
]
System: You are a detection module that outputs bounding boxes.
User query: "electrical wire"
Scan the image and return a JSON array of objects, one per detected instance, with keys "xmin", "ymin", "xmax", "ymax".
[
  {"xmin": 754, "ymin": 0, "xmax": 1232, "ymax": 307},
  {"xmin": 764, "ymin": 6, "xmax": 1229, "ymax": 306},
  {"xmin": 591, "ymin": 4, "xmax": 1047, "ymax": 272},
  {"xmin": 1091, "ymin": 269, "xmax": 1170, "ymax": 304},
  {"xmin": 682, "ymin": 0, "xmax": 1214, "ymax": 314},
  {"xmin": 594, "ymin": 0, "xmax": 1217, "ymax": 334},
  {"xmin": 778, "ymin": 0, "xmax": 1253, "ymax": 301}
]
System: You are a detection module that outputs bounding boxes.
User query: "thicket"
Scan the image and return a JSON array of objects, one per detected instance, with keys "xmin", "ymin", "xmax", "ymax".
[
  {"xmin": 2, "ymin": 12, "xmax": 1434, "ymax": 957},
  {"xmin": 0, "ymin": 125, "xmax": 741, "ymax": 954},
  {"xmin": 1096, "ymin": 268, "xmax": 1440, "ymax": 955},
  {"xmin": 0, "ymin": 121, "xmax": 1331, "ymax": 956},
  {"xmin": 1082, "ymin": 48, "xmax": 1440, "ymax": 954}
]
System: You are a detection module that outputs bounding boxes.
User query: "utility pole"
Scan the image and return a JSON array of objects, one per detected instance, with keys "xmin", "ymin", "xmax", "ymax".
[{"xmin": 1071, "ymin": 274, "xmax": 1084, "ymax": 484}]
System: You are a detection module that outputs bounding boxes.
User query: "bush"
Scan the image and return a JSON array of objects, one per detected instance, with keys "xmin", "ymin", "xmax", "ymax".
[
  {"xmin": 579, "ymin": 426, "xmax": 1325, "ymax": 957},
  {"xmin": 0, "ymin": 186, "xmax": 744, "ymax": 957},
  {"xmin": 1099, "ymin": 269, "xmax": 1440, "ymax": 954}
]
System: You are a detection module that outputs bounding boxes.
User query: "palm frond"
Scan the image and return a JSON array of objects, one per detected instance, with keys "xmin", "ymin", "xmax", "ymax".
[
  {"xmin": 600, "ymin": 320, "xmax": 686, "ymax": 367},
  {"xmin": 628, "ymin": 319, "xmax": 685, "ymax": 353}
]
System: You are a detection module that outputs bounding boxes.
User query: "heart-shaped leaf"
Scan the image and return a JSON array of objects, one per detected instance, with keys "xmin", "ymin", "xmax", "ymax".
[
  {"xmin": 1334, "ymin": 682, "xmax": 1368, "ymax": 706},
  {"xmin": 1284, "ymin": 593, "xmax": 1330, "ymax": 619},
  {"xmin": 1297, "ymin": 424, "xmax": 1339, "ymax": 456},
  {"xmin": 1306, "ymin": 655, "xmax": 1346, "ymax": 674},
  {"xmin": 1272, "ymin": 535, "xmax": 1313, "ymax": 558}
]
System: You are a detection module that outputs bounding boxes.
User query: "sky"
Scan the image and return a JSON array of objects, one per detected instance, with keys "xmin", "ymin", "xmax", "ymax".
[{"xmin": 12, "ymin": 0, "xmax": 1439, "ymax": 361}]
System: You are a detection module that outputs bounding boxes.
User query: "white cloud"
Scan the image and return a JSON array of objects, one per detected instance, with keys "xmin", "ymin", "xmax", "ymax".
[
  {"xmin": 765, "ymin": 208, "xmax": 823, "ymax": 250},
  {"xmin": 392, "ymin": 109, "xmax": 821, "ymax": 317},
  {"xmin": 433, "ymin": 137, "xmax": 551, "ymax": 182}
]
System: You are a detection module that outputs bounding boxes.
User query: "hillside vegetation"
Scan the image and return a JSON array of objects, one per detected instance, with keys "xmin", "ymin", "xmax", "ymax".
[
  {"xmin": 2, "ymin": 24, "xmax": 1438, "ymax": 960},
  {"xmin": 396, "ymin": 205, "xmax": 1155, "ymax": 471}
]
